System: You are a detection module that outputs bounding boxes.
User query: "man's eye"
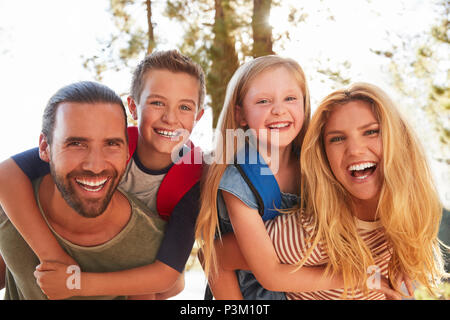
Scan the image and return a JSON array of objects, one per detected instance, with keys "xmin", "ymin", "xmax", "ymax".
[{"xmin": 67, "ymin": 142, "xmax": 82, "ymax": 147}]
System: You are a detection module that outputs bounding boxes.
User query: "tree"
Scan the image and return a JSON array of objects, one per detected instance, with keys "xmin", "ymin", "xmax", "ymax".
[
  {"xmin": 252, "ymin": 0, "xmax": 274, "ymax": 57},
  {"xmin": 83, "ymin": 0, "xmax": 155, "ymax": 81},
  {"xmin": 372, "ymin": 0, "xmax": 449, "ymax": 164}
]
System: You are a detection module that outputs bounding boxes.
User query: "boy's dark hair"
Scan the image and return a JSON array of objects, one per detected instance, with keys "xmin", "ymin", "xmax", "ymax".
[
  {"xmin": 42, "ymin": 81, "xmax": 128, "ymax": 145},
  {"xmin": 130, "ymin": 50, "xmax": 206, "ymax": 111}
]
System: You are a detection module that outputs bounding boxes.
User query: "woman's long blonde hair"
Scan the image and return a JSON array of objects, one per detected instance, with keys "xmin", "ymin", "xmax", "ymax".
[
  {"xmin": 299, "ymin": 82, "xmax": 447, "ymax": 297},
  {"xmin": 195, "ymin": 55, "xmax": 311, "ymax": 279}
]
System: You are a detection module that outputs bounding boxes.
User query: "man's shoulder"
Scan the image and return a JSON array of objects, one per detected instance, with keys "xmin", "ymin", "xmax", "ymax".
[{"xmin": 117, "ymin": 187, "xmax": 166, "ymax": 226}]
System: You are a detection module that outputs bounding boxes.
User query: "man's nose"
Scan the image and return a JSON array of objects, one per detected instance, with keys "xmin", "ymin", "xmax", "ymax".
[{"xmin": 81, "ymin": 147, "xmax": 108, "ymax": 174}]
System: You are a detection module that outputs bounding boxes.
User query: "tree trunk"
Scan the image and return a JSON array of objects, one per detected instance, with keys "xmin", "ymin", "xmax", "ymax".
[
  {"xmin": 146, "ymin": 0, "xmax": 155, "ymax": 54},
  {"xmin": 252, "ymin": 0, "xmax": 274, "ymax": 57},
  {"xmin": 208, "ymin": 0, "xmax": 239, "ymax": 127}
]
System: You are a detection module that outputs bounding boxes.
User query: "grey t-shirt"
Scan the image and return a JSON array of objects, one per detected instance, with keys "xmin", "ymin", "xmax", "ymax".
[{"xmin": 0, "ymin": 178, "xmax": 166, "ymax": 300}]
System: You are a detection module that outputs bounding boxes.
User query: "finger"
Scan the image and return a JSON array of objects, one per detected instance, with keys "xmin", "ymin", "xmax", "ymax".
[
  {"xmin": 375, "ymin": 287, "xmax": 402, "ymax": 300},
  {"xmin": 37, "ymin": 261, "xmax": 60, "ymax": 271}
]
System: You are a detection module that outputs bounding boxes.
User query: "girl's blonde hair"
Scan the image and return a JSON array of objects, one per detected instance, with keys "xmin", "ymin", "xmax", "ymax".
[
  {"xmin": 299, "ymin": 82, "xmax": 447, "ymax": 297},
  {"xmin": 195, "ymin": 55, "xmax": 311, "ymax": 278}
]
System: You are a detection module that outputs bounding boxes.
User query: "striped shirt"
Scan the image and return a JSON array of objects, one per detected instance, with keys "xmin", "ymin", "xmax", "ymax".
[{"xmin": 265, "ymin": 212, "xmax": 391, "ymax": 300}]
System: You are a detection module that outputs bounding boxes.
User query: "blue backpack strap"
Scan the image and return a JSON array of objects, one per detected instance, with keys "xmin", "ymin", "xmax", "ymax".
[{"xmin": 234, "ymin": 143, "xmax": 282, "ymax": 221}]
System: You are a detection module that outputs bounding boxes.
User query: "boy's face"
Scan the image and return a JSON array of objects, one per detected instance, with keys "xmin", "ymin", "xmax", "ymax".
[{"xmin": 129, "ymin": 69, "xmax": 204, "ymax": 156}]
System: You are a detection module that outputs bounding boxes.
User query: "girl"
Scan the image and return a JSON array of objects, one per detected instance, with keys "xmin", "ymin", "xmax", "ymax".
[
  {"xmin": 208, "ymin": 82, "xmax": 447, "ymax": 299},
  {"xmin": 195, "ymin": 55, "xmax": 348, "ymax": 300}
]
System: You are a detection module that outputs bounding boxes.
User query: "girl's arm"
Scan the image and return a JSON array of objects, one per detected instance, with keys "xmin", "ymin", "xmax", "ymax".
[
  {"xmin": 200, "ymin": 234, "xmax": 245, "ymax": 300},
  {"xmin": 0, "ymin": 158, "xmax": 75, "ymax": 265},
  {"xmin": 222, "ymin": 191, "xmax": 344, "ymax": 293}
]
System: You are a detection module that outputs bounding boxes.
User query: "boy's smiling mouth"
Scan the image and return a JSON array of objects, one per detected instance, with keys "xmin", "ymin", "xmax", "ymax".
[{"xmin": 154, "ymin": 128, "xmax": 182, "ymax": 138}]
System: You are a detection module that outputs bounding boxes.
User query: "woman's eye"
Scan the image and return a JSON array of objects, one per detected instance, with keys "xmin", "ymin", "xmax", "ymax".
[{"xmin": 329, "ymin": 136, "xmax": 344, "ymax": 143}]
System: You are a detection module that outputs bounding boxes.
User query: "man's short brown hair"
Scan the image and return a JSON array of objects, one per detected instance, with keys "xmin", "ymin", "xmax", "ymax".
[{"xmin": 130, "ymin": 50, "xmax": 206, "ymax": 111}]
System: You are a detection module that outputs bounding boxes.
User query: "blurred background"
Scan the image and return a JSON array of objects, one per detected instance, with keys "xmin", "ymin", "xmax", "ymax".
[{"xmin": 0, "ymin": 0, "xmax": 448, "ymax": 299}]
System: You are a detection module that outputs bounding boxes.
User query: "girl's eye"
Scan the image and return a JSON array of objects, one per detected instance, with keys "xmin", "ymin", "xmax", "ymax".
[
  {"xmin": 256, "ymin": 99, "xmax": 269, "ymax": 104},
  {"xmin": 180, "ymin": 105, "xmax": 192, "ymax": 111},
  {"xmin": 285, "ymin": 96, "xmax": 297, "ymax": 102},
  {"xmin": 364, "ymin": 129, "xmax": 380, "ymax": 136}
]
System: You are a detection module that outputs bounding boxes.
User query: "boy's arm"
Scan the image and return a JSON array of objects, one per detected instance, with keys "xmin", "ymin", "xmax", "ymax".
[
  {"xmin": 223, "ymin": 191, "xmax": 344, "ymax": 293},
  {"xmin": 33, "ymin": 183, "xmax": 201, "ymax": 299},
  {"xmin": 0, "ymin": 158, "xmax": 75, "ymax": 265}
]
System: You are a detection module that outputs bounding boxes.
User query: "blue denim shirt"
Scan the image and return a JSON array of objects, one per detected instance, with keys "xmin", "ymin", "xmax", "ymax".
[{"xmin": 217, "ymin": 165, "xmax": 299, "ymax": 300}]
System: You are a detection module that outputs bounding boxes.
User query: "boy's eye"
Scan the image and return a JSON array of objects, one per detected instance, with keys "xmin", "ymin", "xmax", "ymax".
[
  {"xmin": 150, "ymin": 101, "xmax": 164, "ymax": 107},
  {"xmin": 180, "ymin": 105, "xmax": 192, "ymax": 111}
]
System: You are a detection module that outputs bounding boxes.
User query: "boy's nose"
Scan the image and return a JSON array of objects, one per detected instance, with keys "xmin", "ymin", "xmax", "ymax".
[{"xmin": 162, "ymin": 109, "xmax": 178, "ymax": 124}]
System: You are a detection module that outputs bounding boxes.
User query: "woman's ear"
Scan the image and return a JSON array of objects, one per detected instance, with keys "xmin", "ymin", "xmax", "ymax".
[
  {"xmin": 127, "ymin": 96, "xmax": 138, "ymax": 121},
  {"xmin": 234, "ymin": 105, "xmax": 247, "ymax": 127},
  {"xmin": 38, "ymin": 133, "xmax": 50, "ymax": 163}
]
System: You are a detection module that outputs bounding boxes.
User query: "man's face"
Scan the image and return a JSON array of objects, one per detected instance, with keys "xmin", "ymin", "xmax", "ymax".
[{"xmin": 42, "ymin": 102, "xmax": 128, "ymax": 218}]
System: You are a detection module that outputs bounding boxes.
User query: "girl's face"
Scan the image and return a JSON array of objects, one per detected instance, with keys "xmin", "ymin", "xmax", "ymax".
[
  {"xmin": 323, "ymin": 100, "xmax": 383, "ymax": 203},
  {"xmin": 237, "ymin": 66, "xmax": 304, "ymax": 150}
]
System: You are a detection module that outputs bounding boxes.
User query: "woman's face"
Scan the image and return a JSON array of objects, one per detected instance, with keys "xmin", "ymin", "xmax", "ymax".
[{"xmin": 323, "ymin": 100, "xmax": 383, "ymax": 203}]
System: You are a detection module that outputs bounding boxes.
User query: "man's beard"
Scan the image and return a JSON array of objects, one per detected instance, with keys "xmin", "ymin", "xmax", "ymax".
[{"xmin": 49, "ymin": 163, "xmax": 122, "ymax": 218}]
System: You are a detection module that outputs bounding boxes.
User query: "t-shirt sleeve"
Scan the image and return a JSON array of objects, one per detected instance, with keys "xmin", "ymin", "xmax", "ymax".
[
  {"xmin": 155, "ymin": 182, "xmax": 200, "ymax": 273},
  {"xmin": 218, "ymin": 165, "xmax": 258, "ymax": 210},
  {"xmin": 11, "ymin": 148, "xmax": 50, "ymax": 180}
]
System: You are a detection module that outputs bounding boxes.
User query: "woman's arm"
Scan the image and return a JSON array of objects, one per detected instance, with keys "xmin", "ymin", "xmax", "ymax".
[
  {"xmin": 223, "ymin": 191, "xmax": 344, "ymax": 293},
  {"xmin": 0, "ymin": 158, "xmax": 75, "ymax": 265}
]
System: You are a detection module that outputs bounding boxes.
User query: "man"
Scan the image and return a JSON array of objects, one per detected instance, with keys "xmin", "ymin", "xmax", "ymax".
[{"xmin": 0, "ymin": 81, "xmax": 166, "ymax": 299}]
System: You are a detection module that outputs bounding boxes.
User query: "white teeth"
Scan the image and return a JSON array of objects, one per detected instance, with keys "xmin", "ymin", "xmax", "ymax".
[
  {"xmin": 156, "ymin": 129, "xmax": 179, "ymax": 137},
  {"xmin": 76, "ymin": 178, "xmax": 107, "ymax": 187},
  {"xmin": 348, "ymin": 162, "xmax": 376, "ymax": 171},
  {"xmin": 268, "ymin": 123, "xmax": 289, "ymax": 129}
]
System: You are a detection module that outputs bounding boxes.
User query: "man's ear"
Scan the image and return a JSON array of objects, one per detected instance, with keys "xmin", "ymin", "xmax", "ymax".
[
  {"xmin": 38, "ymin": 133, "xmax": 50, "ymax": 163},
  {"xmin": 127, "ymin": 96, "xmax": 138, "ymax": 121},
  {"xmin": 234, "ymin": 105, "xmax": 247, "ymax": 127}
]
